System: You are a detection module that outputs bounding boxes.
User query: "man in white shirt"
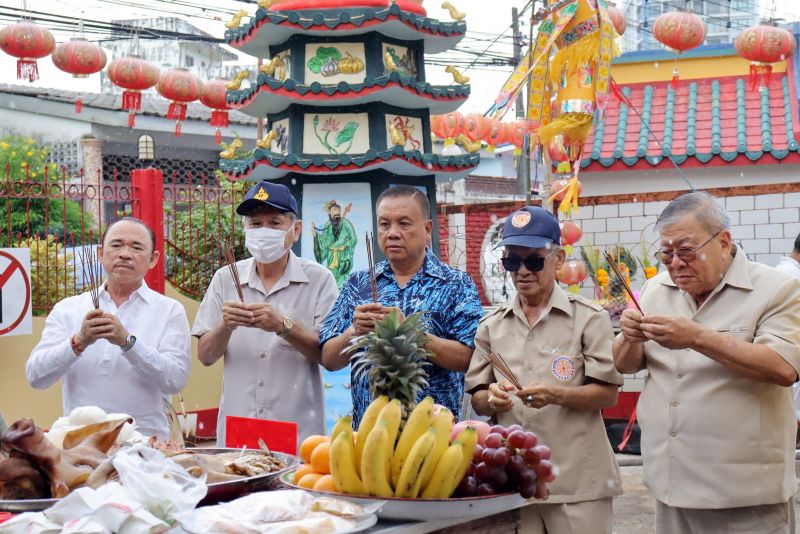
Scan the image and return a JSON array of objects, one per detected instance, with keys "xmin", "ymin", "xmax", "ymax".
[
  {"xmin": 27, "ymin": 218, "xmax": 191, "ymax": 438},
  {"xmin": 192, "ymin": 181, "xmax": 338, "ymax": 447},
  {"xmin": 774, "ymin": 232, "xmax": 800, "ymax": 438}
]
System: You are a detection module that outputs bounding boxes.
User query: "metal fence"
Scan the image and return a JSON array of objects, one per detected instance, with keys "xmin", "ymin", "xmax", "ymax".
[{"xmin": 1, "ymin": 163, "xmax": 244, "ymax": 314}]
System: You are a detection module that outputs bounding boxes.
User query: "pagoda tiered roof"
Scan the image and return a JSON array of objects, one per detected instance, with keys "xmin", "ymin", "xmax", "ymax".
[
  {"xmin": 219, "ymin": 146, "xmax": 479, "ymax": 182},
  {"xmin": 225, "ymin": 3, "xmax": 466, "ymax": 57},
  {"xmin": 228, "ymin": 72, "xmax": 469, "ymax": 116}
]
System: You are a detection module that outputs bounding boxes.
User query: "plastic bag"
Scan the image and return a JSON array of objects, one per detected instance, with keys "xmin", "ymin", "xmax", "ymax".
[{"xmin": 113, "ymin": 444, "xmax": 207, "ymax": 521}]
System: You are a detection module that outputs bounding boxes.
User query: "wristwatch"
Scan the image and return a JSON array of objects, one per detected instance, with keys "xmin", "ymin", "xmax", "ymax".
[
  {"xmin": 120, "ymin": 334, "xmax": 137, "ymax": 352},
  {"xmin": 277, "ymin": 317, "xmax": 294, "ymax": 338}
]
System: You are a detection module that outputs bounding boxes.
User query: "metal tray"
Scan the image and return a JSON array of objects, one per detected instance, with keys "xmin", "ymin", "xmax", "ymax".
[
  {"xmin": 278, "ymin": 468, "xmax": 528, "ymax": 522},
  {"xmin": 0, "ymin": 448, "xmax": 299, "ymax": 513}
]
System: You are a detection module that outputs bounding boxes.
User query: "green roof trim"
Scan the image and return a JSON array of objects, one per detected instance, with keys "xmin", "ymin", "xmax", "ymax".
[
  {"xmin": 219, "ymin": 146, "xmax": 480, "ymax": 177},
  {"xmin": 613, "ymin": 86, "xmax": 630, "ymax": 159},
  {"xmin": 636, "ymin": 85, "xmax": 653, "ymax": 157},
  {"xmin": 226, "ymin": 71, "xmax": 470, "ymax": 105},
  {"xmin": 686, "ymin": 82, "xmax": 697, "ymax": 156},
  {"xmin": 736, "ymin": 79, "xmax": 747, "ymax": 152},
  {"xmin": 662, "ymin": 86, "xmax": 675, "ymax": 156},
  {"xmin": 783, "ymin": 76, "xmax": 799, "ymax": 150},
  {"xmin": 225, "ymin": 3, "xmax": 466, "ymax": 44},
  {"xmin": 761, "ymin": 86, "xmax": 773, "ymax": 152},
  {"xmin": 582, "ymin": 72, "xmax": 800, "ymax": 169}
]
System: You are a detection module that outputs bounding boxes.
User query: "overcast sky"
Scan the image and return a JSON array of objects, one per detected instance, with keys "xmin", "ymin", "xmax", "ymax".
[{"xmin": 2, "ymin": 0, "xmax": 800, "ymax": 116}]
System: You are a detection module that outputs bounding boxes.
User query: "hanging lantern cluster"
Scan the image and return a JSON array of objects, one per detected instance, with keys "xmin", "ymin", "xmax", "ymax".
[
  {"xmin": 200, "ymin": 79, "xmax": 231, "ymax": 144},
  {"xmin": 52, "ymin": 38, "xmax": 107, "ymax": 112},
  {"xmin": 652, "ymin": 9, "xmax": 706, "ymax": 88},
  {"xmin": 157, "ymin": 68, "xmax": 201, "ymax": 137},
  {"xmin": 431, "ymin": 111, "xmax": 531, "ymax": 154},
  {"xmin": 734, "ymin": 22, "xmax": 797, "ymax": 92},
  {"xmin": 0, "ymin": 20, "xmax": 55, "ymax": 82}
]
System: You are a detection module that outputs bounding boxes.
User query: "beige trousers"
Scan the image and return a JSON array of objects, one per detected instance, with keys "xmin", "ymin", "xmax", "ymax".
[
  {"xmin": 519, "ymin": 497, "xmax": 612, "ymax": 534},
  {"xmin": 655, "ymin": 498, "xmax": 795, "ymax": 534}
]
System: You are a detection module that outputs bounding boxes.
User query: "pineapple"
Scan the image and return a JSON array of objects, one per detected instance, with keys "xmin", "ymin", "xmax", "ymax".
[{"xmin": 350, "ymin": 310, "xmax": 432, "ymax": 418}]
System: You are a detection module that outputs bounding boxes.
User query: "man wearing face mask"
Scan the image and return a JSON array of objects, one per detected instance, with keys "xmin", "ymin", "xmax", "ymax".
[{"xmin": 192, "ymin": 181, "xmax": 339, "ymax": 447}]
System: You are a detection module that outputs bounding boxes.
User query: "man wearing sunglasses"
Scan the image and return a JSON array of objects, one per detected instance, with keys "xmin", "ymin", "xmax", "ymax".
[
  {"xmin": 613, "ymin": 191, "xmax": 800, "ymax": 534},
  {"xmin": 465, "ymin": 206, "xmax": 623, "ymax": 534}
]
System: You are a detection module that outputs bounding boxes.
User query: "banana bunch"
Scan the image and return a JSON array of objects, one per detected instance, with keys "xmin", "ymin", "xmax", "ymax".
[{"xmin": 329, "ymin": 395, "xmax": 478, "ymax": 499}]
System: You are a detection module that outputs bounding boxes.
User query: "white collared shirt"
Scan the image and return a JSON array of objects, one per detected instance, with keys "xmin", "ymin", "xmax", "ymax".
[
  {"xmin": 192, "ymin": 253, "xmax": 338, "ymax": 447},
  {"xmin": 27, "ymin": 282, "xmax": 191, "ymax": 438},
  {"xmin": 774, "ymin": 256, "xmax": 800, "ymax": 421}
]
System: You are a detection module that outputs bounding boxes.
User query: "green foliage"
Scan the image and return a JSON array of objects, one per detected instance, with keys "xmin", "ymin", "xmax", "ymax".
[
  {"xmin": 0, "ymin": 135, "xmax": 87, "ymax": 241},
  {"xmin": 165, "ymin": 171, "xmax": 247, "ymax": 300},
  {"xmin": 307, "ymin": 46, "xmax": 341, "ymax": 73},
  {"xmin": 24, "ymin": 235, "xmax": 77, "ymax": 316}
]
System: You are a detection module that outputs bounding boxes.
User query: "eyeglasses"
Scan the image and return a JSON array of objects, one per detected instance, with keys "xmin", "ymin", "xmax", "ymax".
[
  {"xmin": 501, "ymin": 248, "xmax": 558, "ymax": 273},
  {"xmin": 654, "ymin": 230, "xmax": 722, "ymax": 264}
]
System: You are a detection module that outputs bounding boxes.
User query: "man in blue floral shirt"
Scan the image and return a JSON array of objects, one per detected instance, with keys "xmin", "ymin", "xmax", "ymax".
[{"xmin": 320, "ymin": 186, "xmax": 483, "ymax": 426}]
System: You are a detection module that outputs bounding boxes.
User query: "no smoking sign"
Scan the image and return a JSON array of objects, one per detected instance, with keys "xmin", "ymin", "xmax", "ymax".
[{"xmin": 0, "ymin": 248, "xmax": 32, "ymax": 337}]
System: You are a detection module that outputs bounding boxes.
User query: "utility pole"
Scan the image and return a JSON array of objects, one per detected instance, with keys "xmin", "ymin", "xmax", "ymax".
[{"xmin": 512, "ymin": 6, "xmax": 526, "ymax": 201}]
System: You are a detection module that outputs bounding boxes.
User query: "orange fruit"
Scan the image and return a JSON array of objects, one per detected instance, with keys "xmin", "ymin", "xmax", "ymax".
[
  {"xmin": 297, "ymin": 473, "xmax": 324, "ymax": 489},
  {"xmin": 312, "ymin": 474, "xmax": 338, "ymax": 493},
  {"xmin": 300, "ymin": 435, "xmax": 329, "ymax": 463},
  {"xmin": 310, "ymin": 441, "xmax": 331, "ymax": 474},
  {"xmin": 293, "ymin": 464, "xmax": 315, "ymax": 484}
]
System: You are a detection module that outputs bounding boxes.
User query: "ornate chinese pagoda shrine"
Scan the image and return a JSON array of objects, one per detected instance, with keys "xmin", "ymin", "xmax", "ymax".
[{"xmin": 220, "ymin": 0, "xmax": 477, "ymax": 253}]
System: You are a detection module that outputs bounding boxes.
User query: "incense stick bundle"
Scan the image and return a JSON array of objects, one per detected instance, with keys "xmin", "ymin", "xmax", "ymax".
[
  {"xmin": 478, "ymin": 348, "xmax": 523, "ymax": 390},
  {"xmin": 79, "ymin": 245, "xmax": 102, "ymax": 309},
  {"xmin": 365, "ymin": 232, "xmax": 379, "ymax": 303},
  {"xmin": 219, "ymin": 238, "xmax": 244, "ymax": 302},
  {"xmin": 603, "ymin": 251, "xmax": 644, "ymax": 314}
]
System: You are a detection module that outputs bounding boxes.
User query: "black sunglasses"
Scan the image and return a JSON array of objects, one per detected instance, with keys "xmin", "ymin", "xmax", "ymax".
[{"xmin": 501, "ymin": 249, "xmax": 558, "ymax": 273}]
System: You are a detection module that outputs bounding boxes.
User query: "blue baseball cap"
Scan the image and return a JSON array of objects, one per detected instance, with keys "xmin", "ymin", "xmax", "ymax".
[
  {"xmin": 496, "ymin": 206, "xmax": 561, "ymax": 249},
  {"xmin": 236, "ymin": 181, "xmax": 299, "ymax": 217}
]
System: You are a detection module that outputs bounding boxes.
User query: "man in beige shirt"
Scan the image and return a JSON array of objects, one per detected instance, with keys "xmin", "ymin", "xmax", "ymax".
[
  {"xmin": 192, "ymin": 181, "xmax": 339, "ymax": 447},
  {"xmin": 614, "ymin": 191, "xmax": 800, "ymax": 534},
  {"xmin": 466, "ymin": 206, "xmax": 623, "ymax": 534}
]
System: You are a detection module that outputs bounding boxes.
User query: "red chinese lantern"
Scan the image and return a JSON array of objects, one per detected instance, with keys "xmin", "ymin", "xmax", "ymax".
[
  {"xmin": 52, "ymin": 38, "xmax": 107, "ymax": 113},
  {"xmin": 484, "ymin": 118, "xmax": 507, "ymax": 150},
  {"xmin": 653, "ymin": 9, "xmax": 706, "ymax": 88},
  {"xmin": 107, "ymin": 55, "xmax": 160, "ymax": 128},
  {"xmin": 607, "ymin": 2, "xmax": 626, "ymax": 36},
  {"xmin": 430, "ymin": 115, "xmax": 445, "ymax": 139},
  {"xmin": 506, "ymin": 120, "xmax": 529, "ymax": 153},
  {"xmin": 0, "ymin": 20, "xmax": 55, "ymax": 82},
  {"xmin": 157, "ymin": 68, "xmax": 201, "ymax": 137},
  {"xmin": 559, "ymin": 220, "xmax": 583, "ymax": 246},
  {"xmin": 735, "ymin": 22, "xmax": 797, "ymax": 91},
  {"xmin": 200, "ymin": 79, "xmax": 231, "ymax": 144},
  {"xmin": 462, "ymin": 113, "xmax": 491, "ymax": 142},
  {"xmin": 557, "ymin": 259, "xmax": 588, "ymax": 286}
]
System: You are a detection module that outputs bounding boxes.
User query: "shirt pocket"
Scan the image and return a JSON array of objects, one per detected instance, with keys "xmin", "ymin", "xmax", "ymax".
[{"xmin": 539, "ymin": 343, "xmax": 584, "ymax": 386}]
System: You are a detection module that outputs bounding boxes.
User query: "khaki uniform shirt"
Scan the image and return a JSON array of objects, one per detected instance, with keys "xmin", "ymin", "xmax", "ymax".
[
  {"xmin": 192, "ymin": 254, "xmax": 339, "ymax": 447},
  {"xmin": 465, "ymin": 283, "xmax": 624, "ymax": 504},
  {"xmin": 633, "ymin": 249, "xmax": 800, "ymax": 509}
]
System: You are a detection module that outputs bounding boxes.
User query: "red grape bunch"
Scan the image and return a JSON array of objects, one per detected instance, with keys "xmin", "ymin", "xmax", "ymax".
[{"xmin": 453, "ymin": 424, "xmax": 555, "ymax": 500}]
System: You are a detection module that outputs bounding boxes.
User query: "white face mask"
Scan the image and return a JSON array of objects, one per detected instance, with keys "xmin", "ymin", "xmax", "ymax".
[{"xmin": 245, "ymin": 227, "xmax": 290, "ymax": 264}]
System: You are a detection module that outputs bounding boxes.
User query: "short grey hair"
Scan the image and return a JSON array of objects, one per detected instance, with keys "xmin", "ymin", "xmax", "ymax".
[{"xmin": 655, "ymin": 191, "xmax": 730, "ymax": 234}]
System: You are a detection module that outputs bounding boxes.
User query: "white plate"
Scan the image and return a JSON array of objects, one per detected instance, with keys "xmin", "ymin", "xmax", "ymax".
[{"xmin": 279, "ymin": 470, "xmax": 528, "ymax": 522}]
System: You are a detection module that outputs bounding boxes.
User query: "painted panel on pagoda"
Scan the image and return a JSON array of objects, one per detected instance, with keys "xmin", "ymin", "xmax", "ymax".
[
  {"xmin": 303, "ymin": 113, "xmax": 370, "ymax": 155},
  {"xmin": 382, "ymin": 43, "xmax": 418, "ymax": 79},
  {"xmin": 304, "ymin": 43, "xmax": 367, "ymax": 85},
  {"xmin": 264, "ymin": 49, "xmax": 291, "ymax": 81},
  {"xmin": 385, "ymin": 115, "xmax": 424, "ymax": 152},
  {"xmin": 271, "ymin": 118, "xmax": 290, "ymax": 155}
]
